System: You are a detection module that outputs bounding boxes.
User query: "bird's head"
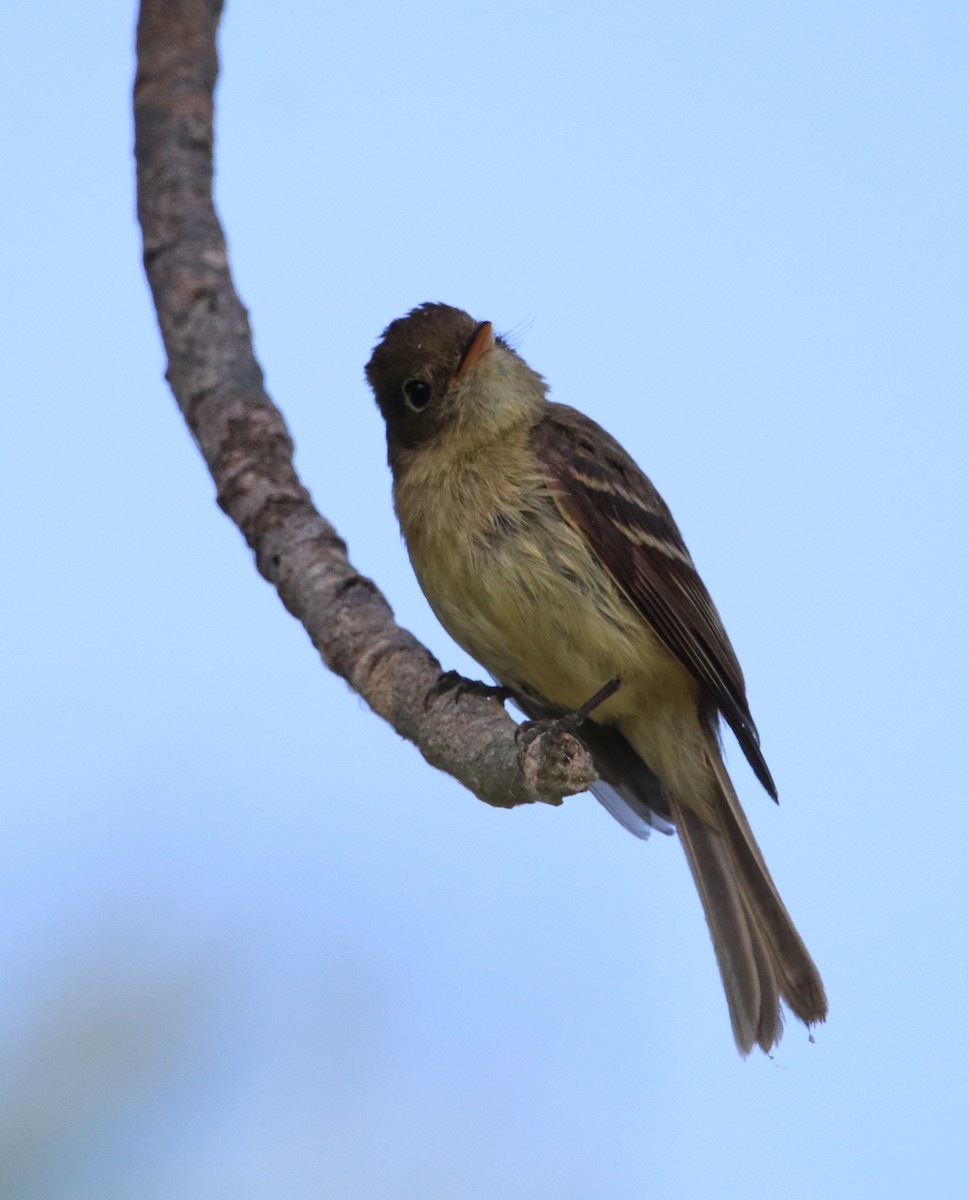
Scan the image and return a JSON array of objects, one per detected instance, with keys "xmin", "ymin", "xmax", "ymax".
[{"xmin": 365, "ymin": 303, "xmax": 546, "ymax": 457}]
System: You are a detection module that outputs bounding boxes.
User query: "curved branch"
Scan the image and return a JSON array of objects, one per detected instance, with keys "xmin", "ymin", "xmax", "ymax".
[{"xmin": 132, "ymin": 0, "xmax": 598, "ymax": 810}]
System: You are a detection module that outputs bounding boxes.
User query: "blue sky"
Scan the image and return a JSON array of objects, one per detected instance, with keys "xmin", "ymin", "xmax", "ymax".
[{"xmin": 2, "ymin": 2, "xmax": 967, "ymax": 1196}]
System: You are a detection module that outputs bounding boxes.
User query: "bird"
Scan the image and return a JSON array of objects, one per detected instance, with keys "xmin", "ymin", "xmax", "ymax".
[{"xmin": 365, "ymin": 302, "xmax": 827, "ymax": 1054}]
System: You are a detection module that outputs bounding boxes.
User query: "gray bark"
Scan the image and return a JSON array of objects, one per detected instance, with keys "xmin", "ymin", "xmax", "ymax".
[{"xmin": 133, "ymin": 0, "xmax": 599, "ymax": 811}]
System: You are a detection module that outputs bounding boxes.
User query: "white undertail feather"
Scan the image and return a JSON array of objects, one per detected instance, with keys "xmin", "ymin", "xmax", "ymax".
[{"xmin": 591, "ymin": 778, "xmax": 674, "ymax": 839}]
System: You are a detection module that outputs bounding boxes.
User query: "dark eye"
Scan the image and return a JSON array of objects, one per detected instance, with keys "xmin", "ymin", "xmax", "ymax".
[{"xmin": 402, "ymin": 379, "xmax": 431, "ymax": 411}]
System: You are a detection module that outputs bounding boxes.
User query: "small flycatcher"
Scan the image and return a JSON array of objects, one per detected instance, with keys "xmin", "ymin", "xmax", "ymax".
[{"xmin": 366, "ymin": 302, "xmax": 826, "ymax": 1054}]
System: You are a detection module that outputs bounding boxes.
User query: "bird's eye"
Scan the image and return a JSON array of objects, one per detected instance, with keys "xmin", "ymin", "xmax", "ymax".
[{"xmin": 402, "ymin": 379, "xmax": 431, "ymax": 411}]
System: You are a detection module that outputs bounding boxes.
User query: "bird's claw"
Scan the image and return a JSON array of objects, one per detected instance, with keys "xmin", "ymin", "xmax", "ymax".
[
  {"xmin": 426, "ymin": 670, "xmax": 514, "ymax": 709},
  {"xmin": 514, "ymin": 678, "xmax": 621, "ymax": 748}
]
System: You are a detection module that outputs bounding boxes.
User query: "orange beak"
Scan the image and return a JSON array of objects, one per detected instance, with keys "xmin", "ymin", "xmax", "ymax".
[{"xmin": 452, "ymin": 321, "xmax": 495, "ymax": 382}]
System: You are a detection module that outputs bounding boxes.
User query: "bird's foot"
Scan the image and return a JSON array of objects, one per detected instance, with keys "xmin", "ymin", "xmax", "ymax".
[{"xmin": 514, "ymin": 678, "xmax": 622, "ymax": 750}]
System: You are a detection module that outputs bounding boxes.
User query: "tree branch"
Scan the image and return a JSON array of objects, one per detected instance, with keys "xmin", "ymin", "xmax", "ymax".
[{"xmin": 132, "ymin": 0, "xmax": 598, "ymax": 810}]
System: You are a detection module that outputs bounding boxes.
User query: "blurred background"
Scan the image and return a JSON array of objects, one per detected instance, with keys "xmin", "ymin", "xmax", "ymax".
[{"xmin": 2, "ymin": 2, "xmax": 967, "ymax": 1196}]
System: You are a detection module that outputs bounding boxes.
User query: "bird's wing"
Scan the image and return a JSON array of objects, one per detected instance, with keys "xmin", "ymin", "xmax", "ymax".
[{"xmin": 532, "ymin": 402, "xmax": 776, "ymax": 799}]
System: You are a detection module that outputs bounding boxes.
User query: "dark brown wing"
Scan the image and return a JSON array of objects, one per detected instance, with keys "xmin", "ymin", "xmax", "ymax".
[{"xmin": 532, "ymin": 402, "xmax": 777, "ymax": 800}]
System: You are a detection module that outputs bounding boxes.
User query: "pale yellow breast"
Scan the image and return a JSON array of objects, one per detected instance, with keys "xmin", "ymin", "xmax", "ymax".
[{"xmin": 393, "ymin": 430, "xmax": 696, "ymax": 725}]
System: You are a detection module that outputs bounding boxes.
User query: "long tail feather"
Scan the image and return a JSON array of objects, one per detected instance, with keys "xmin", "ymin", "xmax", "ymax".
[{"xmin": 671, "ymin": 732, "xmax": 827, "ymax": 1054}]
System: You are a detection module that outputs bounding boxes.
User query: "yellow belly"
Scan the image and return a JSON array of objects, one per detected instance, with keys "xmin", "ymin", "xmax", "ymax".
[
  {"xmin": 394, "ymin": 441, "xmax": 712, "ymax": 807},
  {"xmin": 399, "ymin": 465, "xmax": 695, "ymax": 722}
]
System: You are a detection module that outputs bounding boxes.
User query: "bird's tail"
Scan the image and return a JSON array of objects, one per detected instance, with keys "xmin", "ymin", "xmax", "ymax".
[{"xmin": 671, "ymin": 731, "xmax": 827, "ymax": 1055}]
